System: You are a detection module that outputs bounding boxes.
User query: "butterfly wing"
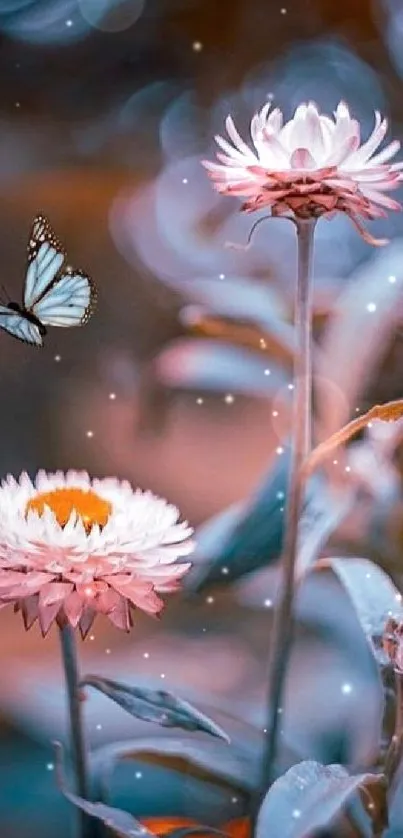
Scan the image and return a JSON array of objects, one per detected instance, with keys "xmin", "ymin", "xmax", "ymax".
[
  {"xmin": 32, "ymin": 269, "xmax": 96, "ymax": 327},
  {"xmin": 24, "ymin": 214, "xmax": 97, "ymax": 328},
  {"xmin": 0, "ymin": 306, "xmax": 43, "ymax": 346},
  {"xmin": 24, "ymin": 215, "xmax": 66, "ymax": 309}
]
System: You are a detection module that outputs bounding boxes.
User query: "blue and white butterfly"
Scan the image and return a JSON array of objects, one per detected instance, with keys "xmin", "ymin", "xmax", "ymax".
[{"xmin": 0, "ymin": 214, "xmax": 97, "ymax": 346}]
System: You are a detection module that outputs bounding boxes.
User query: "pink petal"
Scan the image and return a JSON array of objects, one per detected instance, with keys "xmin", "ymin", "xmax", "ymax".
[
  {"xmin": 290, "ymin": 148, "xmax": 317, "ymax": 169},
  {"xmin": 63, "ymin": 591, "xmax": 85, "ymax": 628},
  {"xmin": 358, "ymin": 188, "xmax": 402, "ymax": 210},
  {"xmin": 38, "ymin": 600, "xmax": 62, "ymax": 636},
  {"xmin": 348, "ymin": 213, "xmax": 389, "ymax": 246},
  {"xmin": 79, "ymin": 609, "xmax": 96, "ymax": 639},
  {"xmin": 39, "ymin": 582, "xmax": 74, "ymax": 607},
  {"xmin": 21, "ymin": 594, "xmax": 40, "ymax": 630},
  {"xmin": 108, "ymin": 596, "xmax": 132, "ymax": 631},
  {"xmin": 106, "ymin": 575, "xmax": 163, "ymax": 615}
]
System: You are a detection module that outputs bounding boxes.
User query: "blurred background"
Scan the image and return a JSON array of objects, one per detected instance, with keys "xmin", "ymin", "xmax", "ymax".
[{"xmin": 2, "ymin": 0, "xmax": 403, "ymax": 835}]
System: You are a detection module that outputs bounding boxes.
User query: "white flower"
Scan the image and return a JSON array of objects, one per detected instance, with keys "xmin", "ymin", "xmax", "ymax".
[
  {"xmin": 203, "ymin": 101, "xmax": 403, "ymax": 244},
  {"xmin": 0, "ymin": 471, "xmax": 193, "ymax": 636}
]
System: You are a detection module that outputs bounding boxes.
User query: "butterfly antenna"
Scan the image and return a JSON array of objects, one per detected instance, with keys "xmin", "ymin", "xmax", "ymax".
[{"xmin": 1, "ymin": 284, "xmax": 10, "ymax": 303}]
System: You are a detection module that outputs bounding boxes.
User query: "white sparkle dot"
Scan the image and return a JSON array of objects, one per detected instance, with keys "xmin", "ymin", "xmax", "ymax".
[
  {"xmin": 221, "ymin": 567, "xmax": 229, "ymax": 575},
  {"xmin": 260, "ymin": 338, "xmax": 267, "ymax": 348},
  {"xmin": 109, "ymin": 392, "xmax": 116, "ymax": 400},
  {"xmin": 66, "ymin": 19, "xmax": 73, "ymax": 26},
  {"xmin": 264, "ymin": 369, "xmax": 271, "ymax": 376},
  {"xmin": 46, "ymin": 762, "xmax": 54, "ymax": 771},
  {"xmin": 389, "ymin": 274, "xmax": 397, "ymax": 283},
  {"xmin": 277, "ymin": 707, "xmax": 283, "ymax": 714},
  {"xmin": 231, "ymin": 796, "xmax": 238, "ymax": 804},
  {"xmin": 202, "ymin": 627, "xmax": 207, "ymax": 632},
  {"xmin": 15, "ymin": 102, "xmax": 20, "ymax": 108},
  {"xmin": 292, "ymin": 809, "xmax": 301, "ymax": 819},
  {"xmin": 365, "ymin": 573, "xmax": 371, "ymax": 580},
  {"xmin": 288, "ymin": 383, "xmax": 294, "ymax": 390},
  {"xmin": 135, "ymin": 771, "xmax": 143, "ymax": 779},
  {"xmin": 276, "ymin": 446, "xmax": 284, "ymax": 455},
  {"xmin": 264, "ymin": 598, "xmax": 272, "ymax": 608},
  {"xmin": 160, "ymin": 673, "xmax": 166, "ymax": 679},
  {"xmin": 396, "ymin": 593, "xmax": 402, "ymax": 602},
  {"xmin": 192, "ymin": 41, "xmax": 203, "ymax": 51},
  {"xmin": 367, "ymin": 422, "xmax": 372, "ymax": 428},
  {"xmin": 333, "ymin": 459, "xmax": 338, "ymax": 465},
  {"xmin": 89, "ymin": 634, "xmax": 95, "ymax": 641},
  {"xmin": 263, "ymin": 728, "xmax": 267, "ymax": 733},
  {"xmin": 341, "ymin": 683, "xmax": 352, "ymax": 695},
  {"xmin": 206, "ymin": 596, "xmax": 214, "ymax": 604},
  {"xmin": 276, "ymin": 491, "xmax": 284, "ymax": 500},
  {"xmin": 96, "ymin": 724, "xmax": 102, "ymax": 730},
  {"xmin": 182, "ymin": 178, "xmax": 188, "ymax": 184},
  {"xmin": 54, "ymin": 354, "xmax": 61, "ymax": 362},
  {"xmin": 86, "ymin": 430, "xmax": 94, "ymax": 438},
  {"xmin": 272, "ymin": 410, "xmax": 279, "ymax": 417},
  {"xmin": 105, "ymin": 648, "xmax": 111, "ymax": 655},
  {"xmin": 143, "ymin": 652, "xmax": 150, "ymax": 658},
  {"xmin": 224, "ymin": 393, "xmax": 234, "ymax": 404},
  {"xmin": 345, "ymin": 466, "xmax": 351, "ymax": 472},
  {"xmin": 219, "ymin": 273, "xmax": 225, "ymax": 280},
  {"xmin": 196, "ymin": 397, "xmax": 204, "ymax": 405},
  {"xmin": 366, "ymin": 302, "xmax": 377, "ymax": 313}
]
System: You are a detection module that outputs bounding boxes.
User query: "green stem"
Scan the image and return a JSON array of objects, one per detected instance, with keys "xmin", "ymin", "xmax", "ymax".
[
  {"xmin": 59, "ymin": 624, "xmax": 91, "ymax": 838},
  {"xmin": 253, "ymin": 218, "xmax": 316, "ymax": 827}
]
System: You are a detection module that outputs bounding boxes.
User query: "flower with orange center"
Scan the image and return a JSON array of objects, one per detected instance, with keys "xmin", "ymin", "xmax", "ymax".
[
  {"xmin": 0, "ymin": 471, "xmax": 193, "ymax": 636},
  {"xmin": 203, "ymin": 101, "xmax": 403, "ymax": 245}
]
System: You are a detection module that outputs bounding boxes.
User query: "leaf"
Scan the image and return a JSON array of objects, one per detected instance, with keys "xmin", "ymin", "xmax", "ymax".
[
  {"xmin": 316, "ymin": 558, "xmax": 403, "ymax": 661},
  {"xmin": 256, "ymin": 761, "xmax": 380, "ymax": 838},
  {"xmin": 303, "ymin": 399, "xmax": 403, "ymax": 479},
  {"xmin": 82, "ymin": 676, "xmax": 230, "ymax": 742},
  {"xmin": 90, "ymin": 736, "xmax": 259, "ymax": 799},
  {"xmin": 189, "ymin": 450, "xmax": 291, "ymax": 591},
  {"xmin": 152, "ymin": 338, "xmax": 288, "ymax": 396},
  {"xmin": 54, "ymin": 741, "xmax": 154, "ymax": 838},
  {"xmin": 191, "ymin": 451, "xmax": 346, "ymax": 593}
]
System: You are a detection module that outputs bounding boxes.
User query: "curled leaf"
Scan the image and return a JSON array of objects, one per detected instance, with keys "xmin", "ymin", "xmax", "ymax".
[
  {"xmin": 54, "ymin": 741, "xmax": 154, "ymax": 838},
  {"xmin": 82, "ymin": 676, "xmax": 230, "ymax": 742},
  {"xmin": 256, "ymin": 761, "xmax": 380, "ymax": 838},
  {"xmin": 303, "ymin": 399, "xmax": 403, "ymax": 479},
  {"xmin": 179, "ymin": 306, "xmax": 295, "ymax": 368}
]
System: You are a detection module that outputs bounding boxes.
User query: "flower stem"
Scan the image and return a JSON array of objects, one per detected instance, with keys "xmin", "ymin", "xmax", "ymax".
[
  {"xmin": 59, "ymin": 624, "xmax": 91, "ymax": 838},
  {"xmin": 256, "ymin": 218, "xmax": 316, "ymax": 813}
]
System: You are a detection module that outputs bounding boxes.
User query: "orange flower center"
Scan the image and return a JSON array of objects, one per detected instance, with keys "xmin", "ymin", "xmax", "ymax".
[{"xmin": 26, "ymin": 488, "xmax": 112, "ymax": 532}]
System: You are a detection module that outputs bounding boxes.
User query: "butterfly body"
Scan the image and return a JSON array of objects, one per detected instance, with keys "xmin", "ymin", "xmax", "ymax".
[
  {"xmin": 0, "ymin": 214, "xmax": 96, "ymax": 346},
  {"xmin": 5, "ymin": 302, "xmax": 47, "ymax": 337}
]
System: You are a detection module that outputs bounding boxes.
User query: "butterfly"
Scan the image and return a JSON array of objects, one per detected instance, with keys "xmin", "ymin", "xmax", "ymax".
[{"xmin": 0, "ymin": 214, "xmax": 97, "ymax": 346}]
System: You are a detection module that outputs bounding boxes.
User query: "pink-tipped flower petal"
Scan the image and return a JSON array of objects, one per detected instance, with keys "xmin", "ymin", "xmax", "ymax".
[
  {"xmin": 0, "ymin": 472, "xmax": 193, "ymax": 635},
  {"xmin": 203, "ymin": 99, "xmax": 403, "ymax": 244}
]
